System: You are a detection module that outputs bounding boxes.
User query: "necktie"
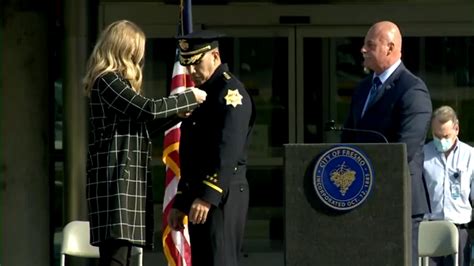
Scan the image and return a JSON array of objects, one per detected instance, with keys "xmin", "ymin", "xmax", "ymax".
[
  {"xmin": 367, "ymin": 77, "xmax": 381, "ymax": 106},
  {"xmin": 361, "ymin": 77, "xmax": 381, "ymax": 117}
]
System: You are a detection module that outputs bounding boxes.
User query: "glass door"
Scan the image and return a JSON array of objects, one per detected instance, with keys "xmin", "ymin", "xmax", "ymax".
[{"xmin": 295, "ymin": 26, "xmax": 368, "ymax": 144}]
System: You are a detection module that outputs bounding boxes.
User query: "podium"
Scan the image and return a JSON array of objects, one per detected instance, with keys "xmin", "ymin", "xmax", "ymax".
[{"xmin": 284, "ymin": 143, "xmax": 411, "ymax": 266}]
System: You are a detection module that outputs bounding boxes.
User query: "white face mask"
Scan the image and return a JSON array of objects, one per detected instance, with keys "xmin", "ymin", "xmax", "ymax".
[{"xmin": 432, "ymin": 136, "xmax": 453, "ymax": 153}]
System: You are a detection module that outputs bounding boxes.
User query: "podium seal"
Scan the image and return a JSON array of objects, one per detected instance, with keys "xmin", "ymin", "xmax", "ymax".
[{"xmin": 312, "ymin": 145, "xmax": 374, "ymax": 211}]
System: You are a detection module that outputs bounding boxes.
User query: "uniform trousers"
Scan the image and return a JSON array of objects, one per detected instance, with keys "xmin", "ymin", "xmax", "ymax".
[
  {"xmin": 429, "ymin": 225, "xmax": 471, "ymax": 266},
  {"xmin": 189, "ymin": 180, "xmax": 249, "ymax": 266},
  {"xmin": 98, "ymin": 239, "xmax": 132, "ymax": 266}
]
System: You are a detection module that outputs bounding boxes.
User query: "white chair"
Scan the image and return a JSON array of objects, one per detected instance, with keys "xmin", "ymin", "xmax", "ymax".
[
  {"xmin": 60, "ymin": 220, "xmax": 143, "ymax": 266},
  {"xmin": 418, "ymin": 220, "xmax": 459, "ymax": 266}
]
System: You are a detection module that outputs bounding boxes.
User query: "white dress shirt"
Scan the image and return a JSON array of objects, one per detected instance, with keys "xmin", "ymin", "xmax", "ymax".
[{"xmin": 423, "ymin": 139, "xmax": 474, "ymax": 224}]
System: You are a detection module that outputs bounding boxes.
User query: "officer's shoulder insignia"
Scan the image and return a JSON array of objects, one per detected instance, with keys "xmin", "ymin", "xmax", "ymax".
[
  {"xmin": 224, "ymin": 89, "xmax": 243, "ymax": 107},
  {"xmin": 222, "ymin": 71, "xmax": 232, "ymax": 80}
]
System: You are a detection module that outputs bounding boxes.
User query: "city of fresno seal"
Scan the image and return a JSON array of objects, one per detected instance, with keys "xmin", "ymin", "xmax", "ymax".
[{"xmin": 313, "ymin": 145, "xmax": 374, "ymax": 211}]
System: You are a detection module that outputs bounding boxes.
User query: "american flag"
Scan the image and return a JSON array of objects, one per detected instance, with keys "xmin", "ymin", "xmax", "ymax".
[{"xmin": 162, "ymin": 0, "xmax": 193, "ymax": 265}]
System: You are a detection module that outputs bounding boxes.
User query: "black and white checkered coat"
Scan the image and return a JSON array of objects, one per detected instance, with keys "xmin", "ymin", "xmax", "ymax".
[{"xmin": 86, "ymin": 72, "xmax": 198, "ymax": 248}]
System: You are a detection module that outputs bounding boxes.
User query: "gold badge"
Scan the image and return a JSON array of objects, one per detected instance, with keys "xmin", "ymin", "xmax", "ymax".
[
  {"xmin": 178, "ymin": 40, "xmax": 189, "ymax": 51},
  {"xmin": 224, "ymin": 89, "xmax": 243, "ymax": 107}
]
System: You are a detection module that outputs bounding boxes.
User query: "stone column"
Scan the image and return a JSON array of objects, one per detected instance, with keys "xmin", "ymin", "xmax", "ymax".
[
  {"xmin": 63, "ymin": 0, "xmax": 90, "ymax": 223},
  {"xmin": 1, "ymin": 1, "xmax": 51, "ymax": 265}
]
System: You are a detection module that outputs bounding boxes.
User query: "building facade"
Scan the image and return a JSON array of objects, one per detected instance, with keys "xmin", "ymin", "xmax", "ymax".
[{"xmin": 2, "ymin": 0, "xmax": 473, "ymax": 265}]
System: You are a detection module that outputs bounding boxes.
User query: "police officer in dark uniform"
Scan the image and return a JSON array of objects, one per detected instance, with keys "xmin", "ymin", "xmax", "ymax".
[{"xmin": 167, "ymin": 30, "xmax": 256, "ymax": 266}]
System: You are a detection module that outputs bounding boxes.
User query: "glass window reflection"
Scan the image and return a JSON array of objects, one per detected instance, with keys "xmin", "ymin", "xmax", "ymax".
[{"xmin": 234, "ymin": 37, "xmax": 289, "ymax": 159}]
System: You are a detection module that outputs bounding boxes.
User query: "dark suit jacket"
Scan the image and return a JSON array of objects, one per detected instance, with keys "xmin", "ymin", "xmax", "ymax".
[{"xmin": 341, "ymin": 62, "xmax": 432, "ymax": 216}]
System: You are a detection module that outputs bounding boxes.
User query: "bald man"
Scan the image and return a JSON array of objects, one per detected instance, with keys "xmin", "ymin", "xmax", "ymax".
[{"xmin": 341, "ymin": 21, "xmax": 432, "ymax": 265}]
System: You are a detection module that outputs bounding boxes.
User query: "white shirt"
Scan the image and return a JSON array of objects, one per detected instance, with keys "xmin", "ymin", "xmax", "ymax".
[{"xmin": 423, "ymin": 139, "xmax": 474, "ymax": 224}]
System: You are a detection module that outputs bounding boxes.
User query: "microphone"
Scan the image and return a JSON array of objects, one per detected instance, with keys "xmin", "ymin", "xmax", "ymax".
[{"xmin": 325, "ymin": 120, "xmax": 389, "ymax": 144}]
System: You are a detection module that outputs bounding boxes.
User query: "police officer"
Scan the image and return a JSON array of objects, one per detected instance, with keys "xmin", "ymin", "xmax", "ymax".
[{"xmin": 168, "ymin": 30, "xmax": 256, "ymax": 266}]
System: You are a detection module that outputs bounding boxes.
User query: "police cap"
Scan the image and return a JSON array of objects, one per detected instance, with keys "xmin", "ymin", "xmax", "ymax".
[{"xmin": 177, "ymin": 30, "xmax": 225, "ymax": 66}]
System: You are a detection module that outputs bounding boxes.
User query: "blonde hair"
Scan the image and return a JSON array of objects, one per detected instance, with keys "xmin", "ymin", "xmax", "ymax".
[
  {"xmin": 433, "ymin": 105, "xmax": 459, "ymax": 125},
  {"xmin": 83, "ymin": 20, "xmax": 146, "ymax": 96}
]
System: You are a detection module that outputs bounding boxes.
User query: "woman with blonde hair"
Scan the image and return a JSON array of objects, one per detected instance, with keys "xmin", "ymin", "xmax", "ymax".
[{"xmin": 84, "ymin": 20, "xmax": 206, "ymax": 266}]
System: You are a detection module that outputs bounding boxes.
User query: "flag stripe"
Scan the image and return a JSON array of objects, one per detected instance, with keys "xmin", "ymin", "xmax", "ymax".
[
  {"xmin": 172, "ymin": 74, "xmax": 194, "ymax": 90},
  {"xmin": 163, "ymin": 127, "xmax": 181, "ymax": 148},
  {"xmin": 162, "ymin": 226, "xmax": 178, "ymax": 266},
  {"xmin": 163, "ymin": 175, "xmax": 179, "ymax": 209}
]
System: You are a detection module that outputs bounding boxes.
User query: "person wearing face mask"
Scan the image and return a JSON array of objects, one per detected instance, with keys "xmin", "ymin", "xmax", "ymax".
[
  {"xmin": 423, "ymin": 105, "xmax": 474, "ymax": 266},
  {"xmin": 167, "ymin": 30, "xmax": 256, "ymax": 266}
]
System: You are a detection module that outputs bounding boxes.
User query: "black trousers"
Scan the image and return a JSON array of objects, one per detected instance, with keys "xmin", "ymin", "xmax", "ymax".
[
  {"xmin": 189, "ymin": 181, "xmax": 249, "ymax": 266},
  {"xmin": 98, "ymin": 239, "xmax": 132, "ymax": 266}
]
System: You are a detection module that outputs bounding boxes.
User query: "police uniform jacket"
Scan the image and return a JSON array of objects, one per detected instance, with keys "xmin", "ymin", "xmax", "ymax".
[
  {"xmin": 174, "ymin": 63, "xmax": 255, "ymax": 212},
  {"xmin": 86, "ymin": 72, "xmax": 198, "ymax": 248}
]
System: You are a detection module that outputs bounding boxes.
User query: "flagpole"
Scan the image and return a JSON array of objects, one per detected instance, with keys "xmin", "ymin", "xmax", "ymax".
[{"xmin": 184, "ymin": 0, "xmax": 192, "ymax": 34}]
